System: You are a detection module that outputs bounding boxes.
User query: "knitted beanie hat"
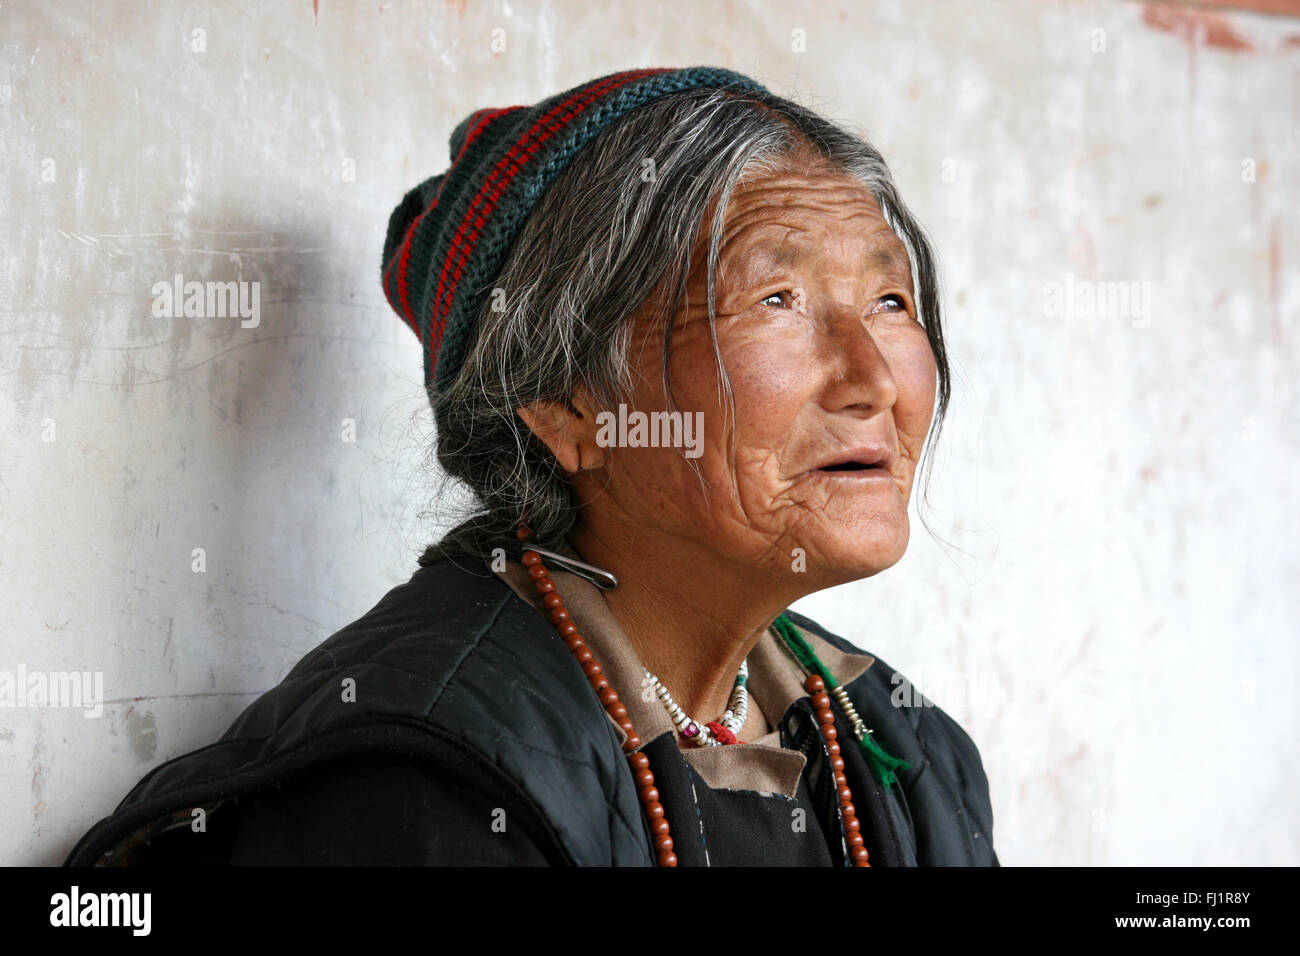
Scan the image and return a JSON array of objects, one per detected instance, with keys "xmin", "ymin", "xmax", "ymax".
[{"xmin": 381, "ymin": 66, "xmax": 768, "ymax": 394}]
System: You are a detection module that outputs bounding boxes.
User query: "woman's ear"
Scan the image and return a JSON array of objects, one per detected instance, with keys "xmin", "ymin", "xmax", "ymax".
[{"xmin": 517, "ymin": 386, "xmax": 606, "ymax": 474}]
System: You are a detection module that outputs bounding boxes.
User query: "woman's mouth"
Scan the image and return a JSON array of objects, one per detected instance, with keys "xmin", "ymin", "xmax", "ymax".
[
  {"xmin": 800, "ymin": 445, "xmax": 897, "ymax": 483},
  {"xmin": 818, "ymin": 460, "xmax": 885, "ymax": 473},
  {"xmin": 809, "ymin": 462, "xmax": 895, "ymax": 484}
]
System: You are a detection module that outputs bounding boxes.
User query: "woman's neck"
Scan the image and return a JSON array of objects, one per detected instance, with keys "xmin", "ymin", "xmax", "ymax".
[{"xmin": 568, "ymin": 516, "xmax": 799, "ymax": 741}]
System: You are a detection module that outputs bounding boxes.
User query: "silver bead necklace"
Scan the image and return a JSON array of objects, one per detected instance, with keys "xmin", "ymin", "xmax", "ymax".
[{"xmin": 643, "ymin": 659, "xmax": 750, "ymax": 746}]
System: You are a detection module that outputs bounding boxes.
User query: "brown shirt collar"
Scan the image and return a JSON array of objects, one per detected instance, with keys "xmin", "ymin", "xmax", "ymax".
[{"xmin": 489, "ymin": 543, "xmax": 874, "ymax": 798}]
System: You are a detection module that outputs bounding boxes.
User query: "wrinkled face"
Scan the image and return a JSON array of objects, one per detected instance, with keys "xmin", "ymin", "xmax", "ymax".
[{"xmin": 579, "ymin": 162, "xmax": 938, "ymax": 585}]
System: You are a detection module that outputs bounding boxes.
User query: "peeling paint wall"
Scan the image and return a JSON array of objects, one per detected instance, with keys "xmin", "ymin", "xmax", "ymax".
[{"xmin": 1, "ymin": 0, "xmax": 1296, "ymax": 866}]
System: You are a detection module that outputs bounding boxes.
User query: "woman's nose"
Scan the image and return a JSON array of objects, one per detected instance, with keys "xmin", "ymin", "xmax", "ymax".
[{"xmin": 813, "ymin": 303, "xmax": 899, "ymax": 414}]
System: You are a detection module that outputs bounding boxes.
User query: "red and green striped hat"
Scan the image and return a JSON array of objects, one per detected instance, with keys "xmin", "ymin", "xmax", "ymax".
[{"xmin": 381, "ymin": 66, "xmax": 767, "ymax": 393}]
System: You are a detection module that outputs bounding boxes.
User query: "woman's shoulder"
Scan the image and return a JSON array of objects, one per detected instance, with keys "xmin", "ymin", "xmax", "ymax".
[
  {"xmin": 227, "ymin": 552, "xmax": 614, "ymax": 745},
  {"xmin": 64, "ymin": 555, "xmax": 644, "ymax": 866},
  {"xmin": 782, "ymin": 607, "xmax": 999, "ymax": 865}
]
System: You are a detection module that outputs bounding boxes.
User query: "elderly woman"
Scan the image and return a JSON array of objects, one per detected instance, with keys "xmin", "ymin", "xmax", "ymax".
[{"xmin": 66, "ymin": 67, "xmax": 996, "ymax": 867}]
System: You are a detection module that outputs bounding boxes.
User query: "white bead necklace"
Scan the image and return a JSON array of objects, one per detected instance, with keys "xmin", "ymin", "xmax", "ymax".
[{"xmin": 643, "ymin": 659, "xmax": 750, "ymax": 746}]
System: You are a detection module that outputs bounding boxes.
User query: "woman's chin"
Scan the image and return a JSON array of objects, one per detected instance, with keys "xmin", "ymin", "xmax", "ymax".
[{"xmin": 792, "ymin": 521, "xmax": 910, "ymax": 584}]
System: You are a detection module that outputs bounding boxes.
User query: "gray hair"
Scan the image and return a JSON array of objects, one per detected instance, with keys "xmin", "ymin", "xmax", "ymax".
[{"xmin": 420, "ymin": 85, "xmax": 951, "ymax": 565}]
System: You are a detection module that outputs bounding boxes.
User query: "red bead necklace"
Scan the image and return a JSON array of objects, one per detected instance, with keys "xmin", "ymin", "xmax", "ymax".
[
  {"xmin": 516, "ymin": 524, "xmax": 869, "ymax": 867},
  {"xmin": 804, "ymin": 672, "xmax": 871, "ymax": 866}
]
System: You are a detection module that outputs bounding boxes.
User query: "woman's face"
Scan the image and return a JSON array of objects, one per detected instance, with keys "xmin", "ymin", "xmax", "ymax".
[{"xmin": 576, "ymin": 162, "xmax": 938, "ymax": 586}]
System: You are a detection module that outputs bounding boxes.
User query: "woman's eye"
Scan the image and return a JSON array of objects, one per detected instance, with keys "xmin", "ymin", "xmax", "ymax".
[{"xmin": 756, "ymin": 291, "xmax": 910, "ymax": 315}]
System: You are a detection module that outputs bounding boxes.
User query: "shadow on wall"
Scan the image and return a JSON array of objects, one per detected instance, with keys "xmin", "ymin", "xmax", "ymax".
[{"xmin": 37, "ymin": 212, "xmax": 396, "ymax": 866}]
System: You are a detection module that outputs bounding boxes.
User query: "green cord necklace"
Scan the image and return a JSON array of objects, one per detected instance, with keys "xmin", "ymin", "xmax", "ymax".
[{"xmin": 771, "ymin": 612, "xmax": 912, "ymax": 788}]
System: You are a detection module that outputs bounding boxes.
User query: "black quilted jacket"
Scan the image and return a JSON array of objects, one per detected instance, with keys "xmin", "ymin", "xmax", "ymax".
[{"xmin": 64, "ymin": 553, "xmax": 999, "ymax": 866}]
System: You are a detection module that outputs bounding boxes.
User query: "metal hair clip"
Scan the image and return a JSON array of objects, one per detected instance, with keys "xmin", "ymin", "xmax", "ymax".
[{"xmin": 517, "ymin": 543, "xmax": 620, "ymax": 591}]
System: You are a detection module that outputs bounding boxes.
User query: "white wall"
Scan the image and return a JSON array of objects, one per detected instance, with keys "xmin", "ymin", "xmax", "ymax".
[{"xmin": 2, "ymin": 0, "xmax": 1296, "ymax": 866}]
